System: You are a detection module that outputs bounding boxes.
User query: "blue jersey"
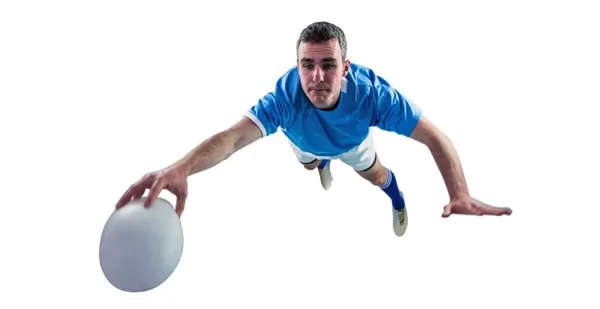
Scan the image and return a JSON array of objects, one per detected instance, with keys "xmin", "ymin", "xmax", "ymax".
[{"xmin": 245, "ymin": 63, "xmax": 423, "ymax": 157}]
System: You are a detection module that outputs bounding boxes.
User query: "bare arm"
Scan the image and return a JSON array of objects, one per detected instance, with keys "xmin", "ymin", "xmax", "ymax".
[
  {"xmin": 409, "ymin": 116, "xmax": 513, "ymax": 217},
  {"xmin": 115, "ymin": 116, "xmax": 263, "ymax": 215},
  {"xmin": 409, "ymin": 116, "xmax": 470, "ymax": 200},
  {"xmin": 173, "ymin": 116, "xmax": 263, "ymax": 176}
]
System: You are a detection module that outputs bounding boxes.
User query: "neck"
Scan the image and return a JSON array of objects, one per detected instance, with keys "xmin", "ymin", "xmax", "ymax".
[{"xmin": 314, "ymin": 92, "xmax": 341, "ymax": 111}]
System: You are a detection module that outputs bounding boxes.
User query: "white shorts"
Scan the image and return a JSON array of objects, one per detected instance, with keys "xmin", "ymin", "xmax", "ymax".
[{"xmin": 287, "ymin": 129, "xmax": 377, "ymax": 172}]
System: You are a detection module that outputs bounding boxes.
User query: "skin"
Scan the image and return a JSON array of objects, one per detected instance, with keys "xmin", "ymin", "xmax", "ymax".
[
  {"xmin": 297, "ymin": 38, "xmax": 349, "ymax": 109},
  {"xmin": 116, "ymin": 38, "xmax": 512, "ymax": 219}
]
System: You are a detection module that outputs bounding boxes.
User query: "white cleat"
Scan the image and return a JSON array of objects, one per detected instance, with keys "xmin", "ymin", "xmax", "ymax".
[
  {"xmin": 392, "ymin": 191, "xmax": 408, "ymax": 237},
  {"xmin": 392, "ymin": 207, "xmax": 408, "ymax": 237},
  {"xmin": 318, "ymin": 160, "xmax": 333, "ymax": 190}
]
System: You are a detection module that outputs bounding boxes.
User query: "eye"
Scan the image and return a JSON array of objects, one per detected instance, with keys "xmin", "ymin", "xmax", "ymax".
[
  {"xmin": 303, "ymin": 64, "xmax": 314, "ymax": 70},
  {"xmin": 323, "ymin": 64, "xmax": 336, "ymax": 70}
]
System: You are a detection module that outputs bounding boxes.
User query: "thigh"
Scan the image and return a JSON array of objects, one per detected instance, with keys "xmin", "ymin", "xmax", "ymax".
[
  {"xmin": 355, "ymin": 154, "xmax": 387, "ymax": 186},
  {"xmin": 339, "ymin": 131, "xmax": 377, "ymax": 172},
  {"xmin": 286, "ymin": 137, "xmax": 318, "ymax": 165}
]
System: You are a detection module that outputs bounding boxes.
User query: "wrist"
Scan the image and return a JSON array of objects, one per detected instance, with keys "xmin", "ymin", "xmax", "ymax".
[
  {"xmin": 450, "ymin": 191, "xmax": 470, "ymax": 201},
  {"xmin": 171, "ymin": 160, "xmax": 193, "ymax": 177}
]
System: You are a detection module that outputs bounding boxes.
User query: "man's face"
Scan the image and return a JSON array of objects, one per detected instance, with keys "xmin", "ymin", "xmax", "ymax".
[{"xmin": 297, "ymin": 39, "xmax": 350, "ymax": 110}]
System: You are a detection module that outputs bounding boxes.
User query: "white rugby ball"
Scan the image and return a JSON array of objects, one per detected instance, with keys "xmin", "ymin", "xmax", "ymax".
[{"xmin": 99, "ymin": 197, "xmax": 184, "ymax": 292}]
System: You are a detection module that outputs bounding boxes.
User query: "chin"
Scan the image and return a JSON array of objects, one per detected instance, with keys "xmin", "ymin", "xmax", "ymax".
[{"xmin": 310, "ymin": 100, "xmax": 334, "ymax": 110}]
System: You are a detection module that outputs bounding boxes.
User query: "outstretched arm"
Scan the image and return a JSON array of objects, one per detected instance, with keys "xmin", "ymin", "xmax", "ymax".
[
  {"xmin": 116, "ymin": 116, "xmax": 263, "ymax": 216},
  {"xmin": 173, "ymin": 116, "xmax": 263, "ymax": 176},
  {"xmin": 409, "ymin": 116, "xmax": 469, "ymax": 200},
  {"xmin": 409, "ymin": 116, "xmax": 512, "ymax": 217}
]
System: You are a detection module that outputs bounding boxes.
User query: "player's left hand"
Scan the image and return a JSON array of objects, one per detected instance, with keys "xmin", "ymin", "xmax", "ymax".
[{"xmin": 441, "ymin": 195, "xmax": 512, "ymax": 217}]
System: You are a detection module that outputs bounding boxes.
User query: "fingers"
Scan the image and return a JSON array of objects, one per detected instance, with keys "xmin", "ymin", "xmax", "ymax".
[
  {"xmin": 441, "ymin": 200, "xmax": 512, "ymax": 217},
  {"xmin": 476, "ymin": 203, "xmax": 513, "ymax": 216},
  {"xmin": 115, "ymin": 176, "xmax": 153, "ymax": 209},
  {"xmin": 116, "ymin": 169, "xmax": 190, "ymax": 219},
  {"xmin": 133, "ymin": 190, "xmax": 144, "ymax": 201},
  {"xmin": 441, "ymin": 204, "xmax": 452, "ymax": 218},
  {"xmin": 175, "ymin": 191, "xmax": 188, "ymax": 218},
  {"xmin": 145, "ymin": 177, "xmax": 167, "ymax": 207}
]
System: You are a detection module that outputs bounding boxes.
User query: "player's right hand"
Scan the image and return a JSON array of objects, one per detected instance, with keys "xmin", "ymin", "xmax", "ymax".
[{"xmin": 115, "ymin": 165, "xmax": 189, "ymax": 218}]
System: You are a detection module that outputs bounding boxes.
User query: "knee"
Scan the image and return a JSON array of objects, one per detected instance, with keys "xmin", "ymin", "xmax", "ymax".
[
  {"xmin": 363, "ymin": 167, "xmax": 387, "ymax": 186},
  {"xmin": 302, "ymin": 160, "xmax": 319, "ymax": 170},
  {"xmin": 303, "ymin": 164, "xmax": 316, "ymax": 171},
  {"xmin": 369, "ymin": 172, "xmax": 387, "ymax": 186}
]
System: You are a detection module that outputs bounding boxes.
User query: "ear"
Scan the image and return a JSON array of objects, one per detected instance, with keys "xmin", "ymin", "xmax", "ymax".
[{"xmin": 342, "ymin": 59, "xmax": 350, "ymax": 77}]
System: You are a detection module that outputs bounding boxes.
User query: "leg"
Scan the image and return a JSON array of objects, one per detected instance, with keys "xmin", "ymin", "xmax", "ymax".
[
  {"xmin": 356, "ymin": 155, "xmax": 405, "ymax": 210},
  {"xmin": 339, "ymin": 132, "xmax": 408, "ymax": 237},
  {"xmin": 338, "ymin": 132, "xmax": 405, "ymax": 209},
  {"xmin": 301, "ymin": 159, "xmax": 333, "ymax": 190},
  {"xmin": 355, "ymin": 155, "xmax": 387, "ymax": 186},
  {"xmin": 286, "ymin": 139, "xmax": 333, "ymax": 190},
  {"xmin": 301, "ymin": 159, "xmax": 322, "ymax": 170},
  {"xmin": 356, "ymin": 156, "xmax": 408, "ymax": 237}
]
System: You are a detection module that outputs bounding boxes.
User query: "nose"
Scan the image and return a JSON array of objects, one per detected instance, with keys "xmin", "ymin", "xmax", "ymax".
[{"xmin": 312, "ymin": 67, "xmax": 324, "ymax": 83}]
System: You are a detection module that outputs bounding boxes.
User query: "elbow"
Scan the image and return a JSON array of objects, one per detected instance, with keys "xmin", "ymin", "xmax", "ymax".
[{"xmin": 425, "ymin": 132, "xmax": 452, "ymax": 155}]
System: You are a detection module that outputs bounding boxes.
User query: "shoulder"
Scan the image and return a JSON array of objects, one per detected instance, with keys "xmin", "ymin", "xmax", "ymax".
[
  {"xmin": 343, "ymin": 63, "xmax": 389, "ymax": 105},
  {"xmin": 345, "ymin": 63, "xmax": 381, "ymax": 88},
  {"xmin": 344, "ymin": 63, "xmax": 394, "ymax": 99},
  {"xmin": 275, "ymin": 66, "xmax": 300, "ymax": 93},
  {"xmin": 253, "ymin": 66, "xmax": 307, "ymax": 120},
  {"xmin": 346, "ymin": 63, "xmax": 401, "ymax": 100},
  {"xmin": 256, "ymin": 66, "xmax": 301, "ymax": 106},
  {"xmin": 266, "ymin": 66, "xmax": 302, "ymax": 105}
]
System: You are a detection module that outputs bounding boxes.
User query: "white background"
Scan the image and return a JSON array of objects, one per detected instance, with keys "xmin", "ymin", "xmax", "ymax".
[{"xmin": 2, "ymin": 0, "xmax": 599, "ymax": 308}]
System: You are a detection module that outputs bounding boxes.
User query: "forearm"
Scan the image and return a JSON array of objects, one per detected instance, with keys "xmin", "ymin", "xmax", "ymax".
[
  {"xmin": 427, "ymin": 134, "xmax": 470, "ymax": 200},
  {"xmin": 173, "ymin": 130, "xmax": 238, "ymax": 176}
]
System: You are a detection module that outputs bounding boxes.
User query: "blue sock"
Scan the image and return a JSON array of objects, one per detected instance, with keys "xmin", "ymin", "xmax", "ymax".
[
  {"xmin": 318, "ymin": 159, "xmax": 329, "ymax": 169},
  {"xmin": 380, "ymin": 168, "xmax": 405, "ymax": 210}
]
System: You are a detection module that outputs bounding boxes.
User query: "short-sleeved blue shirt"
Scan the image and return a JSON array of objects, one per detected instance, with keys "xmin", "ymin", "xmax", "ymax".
[{"xmin": 245, "ymin": 63, "xmax": 422, "ymax": 157}]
